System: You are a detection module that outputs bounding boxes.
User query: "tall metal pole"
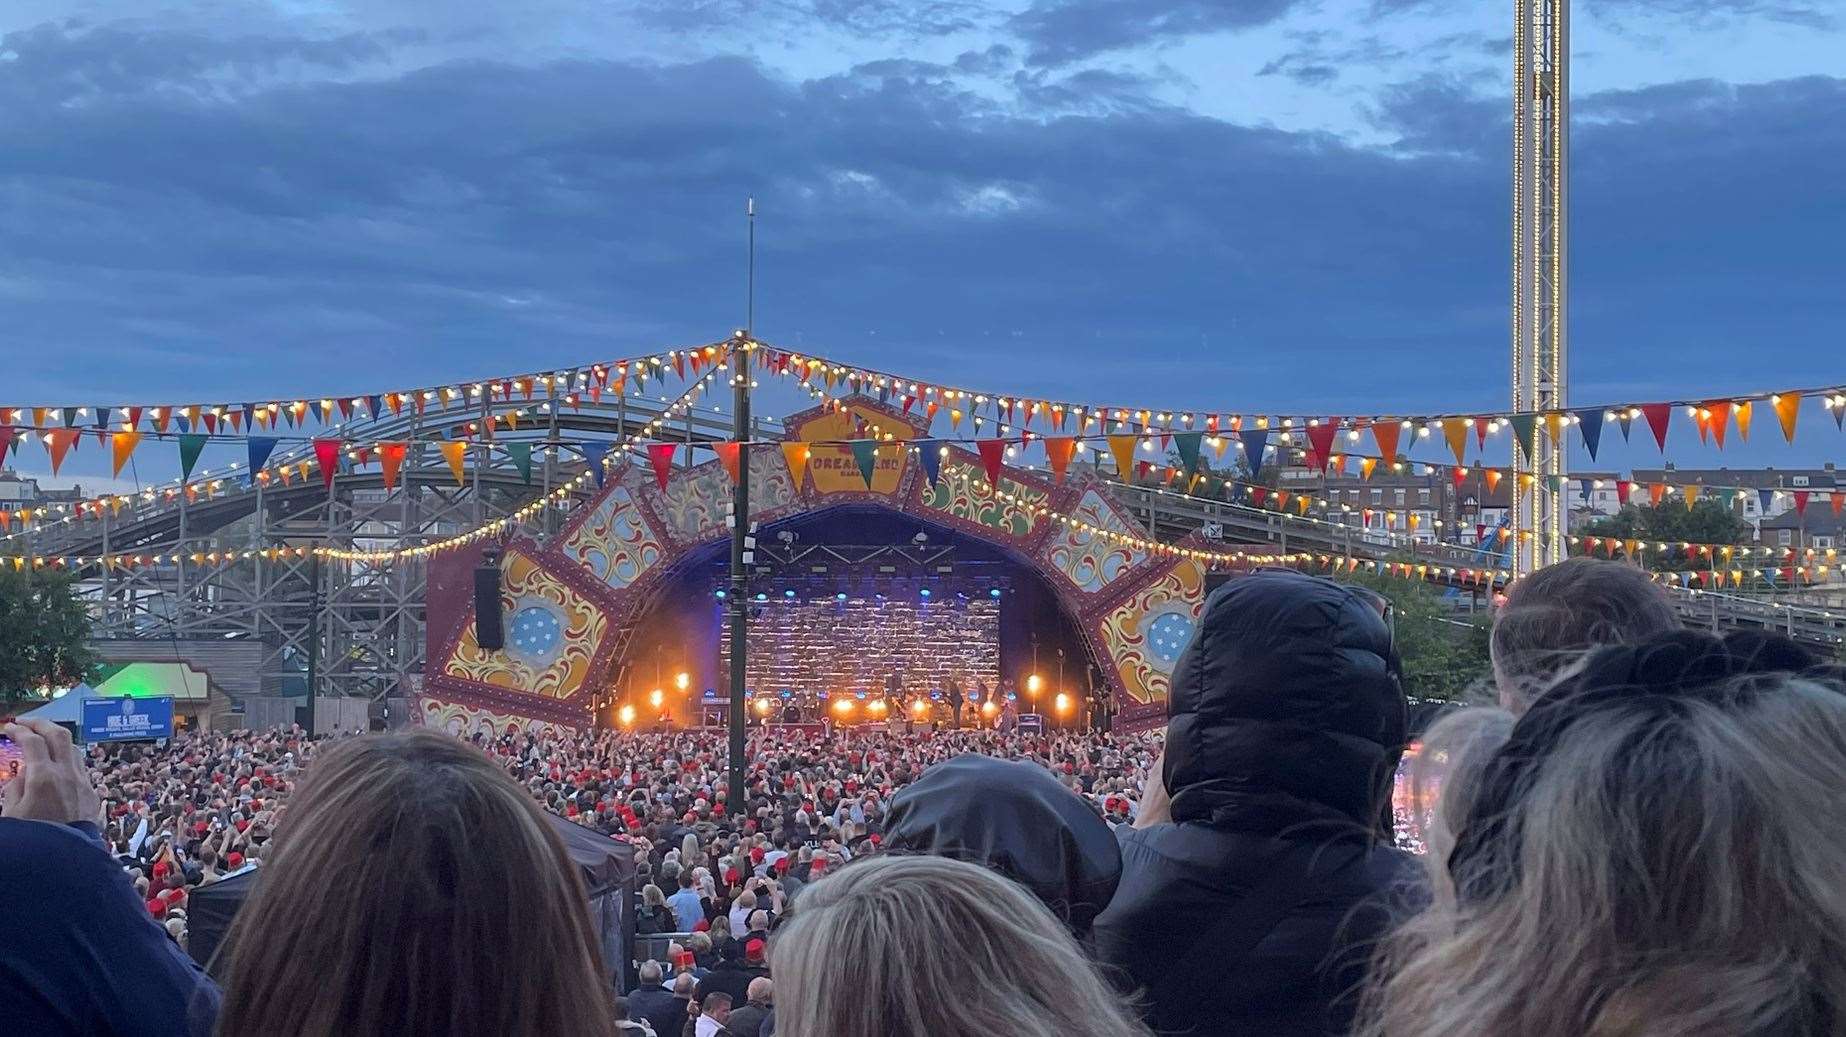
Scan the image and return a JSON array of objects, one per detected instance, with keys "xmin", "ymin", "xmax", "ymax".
[
  {"xmin": 1511, "ymin": 0, "xmax": 1569, "ymax": 577},
  {"xmin": 726, "ymin": 198, "xmax": 755, "ymax": 816}
]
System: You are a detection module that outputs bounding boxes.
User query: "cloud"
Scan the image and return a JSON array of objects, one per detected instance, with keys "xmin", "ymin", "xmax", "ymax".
[
  {"xmin": 632, "ymin": 0, "xmax": 987, "ymax": 37},
  {"xmin": 1586, "ymin": 0, "xmax": 1836, "ymax": 30},
  {"xmin": 1009, "ymin": 0, "xmax": 1302, "ymax": 67}
]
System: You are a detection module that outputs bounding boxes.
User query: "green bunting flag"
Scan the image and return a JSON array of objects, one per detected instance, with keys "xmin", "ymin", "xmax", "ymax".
[
  {"xmin": 1173, "ymin": 431, "xmax": 1202, "ymax": 473},
  {"xmin": 178, "ymin": 434, "xmax": 207, "ymax": 482},
  {"xmin": 1508, "ymin": 413, "xmax": 1538, "ymax": 461},
  {"xmin": 849, "ymin": 439, "xmax": 880, "ymax": 488},
  {"xmin": 506, "ymin": 442, "xmax": 533, "ymax": 485}
]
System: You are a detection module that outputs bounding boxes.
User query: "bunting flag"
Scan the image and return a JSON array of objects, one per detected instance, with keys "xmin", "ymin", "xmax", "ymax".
[
  {"xmin": 1794, "ymin": 490, "xmax": 1810, "ymax": 516},
  {"xmin": 178, "ymin": 434, "xmax": 207, "ymax": 482},
  {"xmin": 439, "ymin": 441, "xmax": 468, "ymax": 486},
  {"xmin": 1833, "ymin": 493, "xmax": 1843, "ymax": 518},
  {"xmin": 1107, "ymin": 435, "xmax": 1138, "ymax": 483},
  {"xmin": 1576, "ymin": 409, "xmax": 1604, "ymax": 461},
  {"xmin": 312, "ymin": 439, "xmax": 342, "ymax": 489},
  {"xmin": 712, "ymin": 442, "xmax": 743, "ymax": 484},
  {"xmin": 976, "ymin": 439, "xmax": 1008, "ymax": 486},
  {"xmin": 1441, "ymin": 419, "xmax": 1468, "ymax": 465},
  {"xmin": 1617, "ymin": 409, "xmax": 1634, "ymax": 442},
  {"xmin": 850, "ymin": 440, "xmax": 881, "ymax": 488},
  {"xmin": 1545, "ymin": 412, "xmax": 1569, "ymax": 446},
  {"xmin": 1484, "ymin": 469, "xmax": 1503, "ymax": 493},
  {"xmin": 647, "ymin": 443, "xmax": 677, "ymax": 490},
  {"xmin": 1650, "ymin": 483, "xmax": 1668, "ymax": 507},
  {"xmin": 782, "ymin": 442, "xmax": 810, "ymax": 483},
  {"xmin": 1759, "ymin": 488, "xmax": 1776, "ymax": 514},
  {"xmin": 1044, "ymin": 437, "xmax": 1077, "ymax": 483},
  {"xmin": 580, "ymin": 442, "xmax": 610, "ymax": 488},
  {"xmin": 110, "ymin": 430, "xmax": 141, "ymax": 477},
  {"xmin": 247, "ymin": 437, "xmax": 279, "ymax": 475},
  {"xmin": 1371, "ymin": 422, "xmax": 1401, "ymax": 467},
  {"xmin": 1508, "ymin": 413, "xmax": 1538, "ymax": 460},
  {"xmin": 1173, "ymin": 431, "xmax": 1203, "ymax": 474},
  {"xmin": 1774, "ymin": 392, "xmax": 1802, "ymax": 443},
  {"xmin": 1640, "ymin": 403, "xmax": 1673, "ymax": 451},
  {"xmin": 916, "ymin": 441, "xmax": 942, "ymax": 487},
  {"xmin": 44, "ymin": 428, "xmax": 79, "ymax": 476},
  {"xmin": 1706, "ymin": 400, "xmax": 1731, "ymax": 449},
  {"xmin": 93, "ymin": 407, "xmax": 111, "ymax": 429},
  {"xmin": 1306, "ymin": 422, "xmax": 1339, "ymax": 472},
  {"xmin": 1359, "ymin": 457, "xmax": 1379, "ymax": 481},
  {"xmin": 1239, "ymin": 428, "xmax": 1270, "ymax": 482},
  {"xmin": 1682, "ymin": 484, "xmax": 1702, "ymax": 510},
  {"xmin": 1734, "ymin": 401, "xmax": 1752, "ymax": 442},
  {"xmin": 1616, "ymin": 480, "xmax": 1632, "ymax": 506},
  {"xmin": 378, "ymin": 443, "xmax": 408, "ymax": 490},
  {"xmin": 506, "ymin": 442, "xmax": 533, "ymax": 485}
]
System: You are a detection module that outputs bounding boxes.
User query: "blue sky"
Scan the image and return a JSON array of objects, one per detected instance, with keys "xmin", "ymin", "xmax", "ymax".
[{"xmin": 1, "ymin": 0, "xmax": 1842, "ymax": 489}]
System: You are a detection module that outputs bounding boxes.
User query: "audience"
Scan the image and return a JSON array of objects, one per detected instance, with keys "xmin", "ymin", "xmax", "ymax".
[
  {"xmin": 771, "ymin": 854, "xmax": 1150, "ymax": 1036},
  {"xmin": 1095, "ymin": 569, "xmax": 1420, "ymax": 1037},
  {"xmin": 1364, "ymin": 629, "xmax": 1846, "ymax": 1036},
  {"xmin": 214, "ymin": 731, "xmax": 617, "ymax": 1036}
]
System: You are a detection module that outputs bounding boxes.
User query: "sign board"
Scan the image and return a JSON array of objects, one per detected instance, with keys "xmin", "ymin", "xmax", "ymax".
[{"xmin": 82, "ymin": 696, "xmax": 175, "ymax": 743}]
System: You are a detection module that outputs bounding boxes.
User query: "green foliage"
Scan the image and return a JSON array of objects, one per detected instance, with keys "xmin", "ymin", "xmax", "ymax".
[
  {"xmin": 1579, "ymin": 501, "xmax": 1751, "ymax": 571},
  {"xmin": 0, "ymin": 569, "xmax": 99, "ymax": 703},
  {"xmin": 1335, "ymin": 568, "xmax": 1493, "ymax": 703}
]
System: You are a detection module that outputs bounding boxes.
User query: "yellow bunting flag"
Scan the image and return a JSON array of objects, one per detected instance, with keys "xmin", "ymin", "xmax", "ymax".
[
  {"xmin": 1545, "ymin": 412, "xmax": 1568, "ymax": 444},
  {"xmin": 1734, "ymin": 401, "xmax": 1752, "ymax": 442},
  {"xmin": 1684, "ymin": 484, "xmax": 1702, "ymax": 509},
  {"xmin": 1107, "ymin": 435, "xmax": 1138, "ymax": 483},
  {"xmin": 1442, "ymin": 419, "xmax": 1468, "ymax": 465},
  {"xmin": 111, "ymin": 431, "xmax": 141, "ymax": 477},
  {"xmin": 781, "ymin": 442, "xmax": 809, "ymax": 482},
  {"xmin": 1773, "ymin": 393, "xmax": 1801, "ymax": 443},
  {"xmin": 1359, "ymin": 457, "xmax": 1378, "ymax": 481},
  {"xmin": 439, "ymin": 441, "xmax": 468, "ymax": 486}
]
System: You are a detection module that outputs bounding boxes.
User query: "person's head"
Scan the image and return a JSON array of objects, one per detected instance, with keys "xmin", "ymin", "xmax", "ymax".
[
  {"xmin": 672, "ymin": 973, "xmax": 696, "ymax": 997},
  {"xmin": 611, "ymin": 996, "xmax": 631, "ymax": 1022},
  {"xmin": 710, "ymin": 914, "xmax": 733, "ymax": 939},
  {"xmin": 1364, "ymin": 630, "xmax": 1846, "ymax": 1037},
  {"xmin": 638, "ymin": 960, "xmax": 664, "ymax": 987},
  {"xmin": 642, "ymin": 883, "xmax": 666, "ymax": 909},
  {"xmin": 677, "ymin": 870, "xmax": 694, "ymax": 890},
  {"xmin": 747, "ymin": 976, "xmax": 773, "ymax": 1006},
  {"xmin": 747, "ymin": 908, "xmax": 769, "ymax": 932},
  {"xmin": 1490, "ymin": 557, "xmax": 1681, "ymax": 712},
  {"xmin": 771, "ymin": 855, "xmax": 1149, "ymax": 1037},
  {"xmin": 736, "ymin": 889, "xmax": 757, "ymax": 911},
  {"xmin": 686, "ymin": 932, "xmax": 712, "ymax": 956},
  {"xmin": 1164, "ymin": 569, "xmax": 1405, "ymax": 839},
  {"xmin": 701, "ymin": 991, "xmax": 733, "ymax": 1023},
  {"xmin": 882, "ymin": 754, "xmax": 1122, "ymax": 938},
  {"xmin": 216, "ymin": 731, "xmax": 615, "ymax": 1037}
]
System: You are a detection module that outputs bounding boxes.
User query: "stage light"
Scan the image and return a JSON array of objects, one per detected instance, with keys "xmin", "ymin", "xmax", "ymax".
[
  {"xmin": 675, "ymin": 672, "xmax": 690, "ymax": 692},
  {"xmin": 989, "ymin": 589, "xmax": 1002, "ymax": 599},
  {"xmin": 911, "ymin": 699, "xmax": 929, "ymax": 716},
  {"xmin": 754, "ymin": 698, "xmax": 772, "ymax": 716},
  {"xmin": 981, "ymin": 701, "xmax": 998, "ymax": 717},
  {"xmin": 1055, "ymin": 693, "xmax": 1072, "ymax": 715},
  {"xmin": 1026, "ymin": 673, "xmax": 1043, "ymax": 695},
  {"xmin": 755, "ymin": 593, "xmax": 767, "ymax": 601},
  {"xmin": 920, "ymin": 588, "xmax": 931, "ymax": 598},
  {"xmin": 868, "ymin": 700, "xmax": 888, "ymax": 716},
  {"xmin": 782, "ymin": 589, "xmax": 795, "ymax": 599},
  {"xmin": 833, "ymin": 698, "xmax": 855, "ymax": 715},
  {"xmin": 617, "ymin": 704, "xmax": 636, "ymax": 726},
  {"xmin": 715, "ymin": 589, "xmax": 727, "ymax": 599},
  {"xmin": 835, "ymin": 592, "xmax": 847, "ymax": 601},
  {"xmin": 649, "ymin": 689, "xmax": 664, "ymax": 709}
]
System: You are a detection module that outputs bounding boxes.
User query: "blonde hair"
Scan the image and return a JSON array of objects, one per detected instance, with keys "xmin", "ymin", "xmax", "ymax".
[
  {"xmin": 772, "ymin": 855, "xmax": 1150, "ymax": 1037},
  {"xmin": 1403, "ymin": 705, "xmax": 1515, "ymax": 900},
  {"xmin": 1362, "ymin": 674, "xmax": 1846, "ymax": 1037}
]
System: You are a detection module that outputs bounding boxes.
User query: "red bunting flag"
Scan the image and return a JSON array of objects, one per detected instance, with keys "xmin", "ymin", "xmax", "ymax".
[
  {"xmin": 313, "ymin": 439, "xmax": 342, "ymax": 489},
  {"xmin": 648, "ymin": 443, "xmax": 677, "ymax": 490},
  {"xmin": 1832, "ymin": 493, "xmax": 1843, "ymax": 517},
  {"xmin": 1044, "ymin": 437, "xmax": 1077, "ymax": 483},
  {"xmin": 976, "ymin": 439, "xmax": 1008, "ymax": 486},
  {"xmin": 1306, "ymin": 422, "xmax": 1339, "ymax": 472},
  {"xmin": 1640, "ymin": 403, "xmax": 1672, "ymax": 451},
  {"xmin": 713, "ymin": 442, "xmax": 742, "ymax": 484},
  {"xmin": 1616, "ymin": 480, "xmax": 1633, "ymax": 506},
  {"xmin": 1794, "ymin": 491, "xmax": 1810, "ymax": 516},
  {"xmin": 1473, "ymin": 416, "xmax": 1490, "ymax": 450},
  {"xmin": 378, "ymin": 443, "xmax": 408, "ymax": 490}
]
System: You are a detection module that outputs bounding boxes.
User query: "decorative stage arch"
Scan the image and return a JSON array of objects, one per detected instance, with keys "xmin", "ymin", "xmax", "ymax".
[{"xmin": 422, "ymin": 397, "xmax": 1216, "ymax": 734}]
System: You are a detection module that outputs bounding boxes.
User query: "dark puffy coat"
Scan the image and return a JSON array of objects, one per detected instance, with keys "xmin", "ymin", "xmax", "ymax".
[
  {"xmin": 882, "ymin": 754, "xmax": 1122, "ymax": 938},
  {"xmin": 1093, "ymin": 569, "xmax": 1423, "ymax": 1037}
]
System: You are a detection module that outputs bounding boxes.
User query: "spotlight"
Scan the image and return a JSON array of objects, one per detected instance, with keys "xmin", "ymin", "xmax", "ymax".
[
  {"xmin": 617, "ymin": 704, "xmax": 636, "ymax": 726},
  {"xmin": 920, "ymin": 588, "xmax": 932, "ymax": 598},
  {"xmin": 911, "ymin": 700, "xmax": 928, "ymax": 716},
  {"xmin": 675, "ymin": 672, "xmax": 689, "ymax": 692},
  {"xmin": 868, "ymin": 699, "xmax": 888, "ymax": 715},
  {"xmin": 1026, "ymin": 674, "xmax": 1043, "ymax": 695},
  {"xmin": 981, "ymin": 701, "xmax": 998, "ymax": 717},
  {"xmin": 784, "ymin": 589, "xmax": 796, "ymax": 599},
  {"xmin": 715, "ymin": 589, "xmax": 727, "ymax": 599},
  {"xmin": 649, "ymin": 689, "xmax": 664, "ymax": 709},
  {"xmin": 833, "ymin": 698, "xmax": 855, "ymax": 715},
  {"xmin": 1055, "ymin": 693, "xmax": 1072, "ymax": 715},
  {"xmin": 835, "ymin": 592, "xmax": 847, "ymax": 601},
  {"xmin": 755, "ymin": 593, "xmax": 767, "ymax": 602},
  {"xmin": 754, "ymin": 698, "xmax": 772, "ymax": 716},
  {"xmin": 989, "ymin": 588, "xmax": 1002, "ymax": 599}
]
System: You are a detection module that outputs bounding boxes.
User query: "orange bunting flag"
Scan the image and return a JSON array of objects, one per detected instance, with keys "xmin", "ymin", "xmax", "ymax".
[
  {"xmin": 781, "ymin": 442, "xmax": 809, "ymax": 482},
  {"xmin": 45, "ymin": 428, "xmax": 79, "ymax": 475},
  {"xmin": 1832, "ymin": 493, "xmax": 1843, "ymax": 518},
  {"xmin": 1734, "ymin": 401, "xmax": 1752, "ymax": 442},
  {"xmin": 1773, "ymin": 393, "xmax": 1802, "ymax": 443},
  {"xmin": 111, "ymin": 430, "xmax": 141, "ymax": 477},
  {"xmin": 713, "ymin": 442, "xmax": 743, "ymax": 484},
  {"xmin": 950, "ymin": 408, "xmax": 964, "ymax": 430},
  {"xmin": 1044, "ymin": 437, "xmax": 1077, "ymax": 483},
  {"xmin": 1371, "ymin": 422, "xmax": 1401, "ymax": 466},
  {"xmin": 1545, "ymin": 412, "xmax": 1568, "ymax": 444},
  {"xmin": 1704, "ymin": 400, "xmax": 1731, "ymax": 449},
  {"xmin": 1442, "ymin": 419, "xmax": 1468, "ymax": 465},
  {"xmin": 1650, "ymin": 483, "xmax": 1668, "ymax": 507},
  {"xmin": 378, "ymin": 443, "xmax": 408, "ymax": 490},
  {"xmin": 1359, "ymin": 457, "xmax": 1379, "ymax": 481},
  {"xmin": 1484, "ymin": 469, "xmax": 1503, "ymax": 493},
  {"xmin": 1107, "ymin": 435, "xmax": 1138, "ymax": 483},
  {"xmin": 439, "ymin": 441, "xmax": 468, "ymax": 486}
]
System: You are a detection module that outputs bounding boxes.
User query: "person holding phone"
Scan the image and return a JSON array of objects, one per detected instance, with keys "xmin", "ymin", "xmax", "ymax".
[{"xmin": 0, "ymin": 718, "xmax": 220, "ymax": 1036}]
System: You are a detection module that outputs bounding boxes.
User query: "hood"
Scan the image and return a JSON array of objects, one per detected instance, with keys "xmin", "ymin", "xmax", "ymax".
[
  {"xmin": 1165, "ymin": 569, "xmax": 1406, "ymax": 838},
  {"xmin": 883, "ymin": 754, "xmax": 1122, "ymax": 936}
]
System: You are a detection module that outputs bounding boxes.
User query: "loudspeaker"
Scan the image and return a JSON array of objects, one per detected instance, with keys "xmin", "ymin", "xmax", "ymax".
[{"xmin": 474, "ymin": 549, "xmax": 505, "ymax": 651}]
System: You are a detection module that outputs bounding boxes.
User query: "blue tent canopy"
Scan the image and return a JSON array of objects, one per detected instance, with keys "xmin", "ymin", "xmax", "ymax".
[{"xmin": 17, "ymin": 684, "xmax": 99, "ymax": 724}]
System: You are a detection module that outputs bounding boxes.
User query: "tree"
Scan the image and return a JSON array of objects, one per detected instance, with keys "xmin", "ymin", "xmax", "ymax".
[
  {"xmin": 1335, "ymin": 568, "xmax": 1493, "ymax": 703},
  {"xmin": 1579, "ymin": 501, "xmax": 1750, "ymax": 571},
  {"xmin": 0, "ymin": 569, "xmax": 100, "ymax": 704}
]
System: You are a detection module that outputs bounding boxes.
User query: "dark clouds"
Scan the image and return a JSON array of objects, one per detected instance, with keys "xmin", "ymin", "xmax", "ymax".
[
  {"xmin": 0, "ymin": 19, "xmax": 1841, "ymax": 422},
  {"xmin": 1008, "ymin": 0, "xmax": 1302, "ymax": 66}
]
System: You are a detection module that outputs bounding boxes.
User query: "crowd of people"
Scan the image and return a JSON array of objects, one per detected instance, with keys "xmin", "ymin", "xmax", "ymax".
[{"xmin": 3, "ymin": 557, "xmax": 1844, "ymax": 1036}]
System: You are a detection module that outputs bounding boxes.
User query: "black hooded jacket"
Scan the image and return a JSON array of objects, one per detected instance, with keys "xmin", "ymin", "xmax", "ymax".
[
  {"xmin": 882, "ymin": 754, "xmax": 1122, "ymax": 939},
  {"xmin": 1093, "ymin": 570, "xmax": 1422, "ymax": 1037}
]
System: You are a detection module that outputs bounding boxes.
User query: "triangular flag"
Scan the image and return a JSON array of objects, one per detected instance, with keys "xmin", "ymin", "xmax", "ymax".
[
  {"xmin": 781, "ymin": 442, "xmax": 810, "ymax": 483},
  {"xmin": 439, "ymin": 441, "xmax": 468, "ymax": 486},
  {"xmin": 1704, "ymin": 400, "xmax": 1731, "ymax": 449},
  {"xmin": 1616, "ymin": 480, "xmax": 1633, "ymax": 506},
  {"xmin": 1044, "ymin": 437, "xmax": 1077, "ymax": 483},
  {"xmin": 1794, "ymin": 491, "xmax": 1810, "ymax": 516},
  {"xmin": 313, "ymin": 439, "xmax": 342, "ymax": 489},
  {"xmin": 647, "ymin": 443, "xmax": 676, "ymax": 490},
  {"xmin": 1372, "ymin": 422, "xmax": 1401, "ymax": 466},
  {"xmin": 580, "ymin": 442, "xmax": 610, "ymax": 487},
  {"xmin": 1107, "ymin": 435, "xmax": 1138, "ymax": 483},
  {"xmin": 1239, "ymin": 428, "xmax": 1270, "ymax": 482},
  {"xmin": 1484, "ymin": 469, "xmax": 1503, "ymax": 493},
  {"xmin": 1360, "ymin": 457, "xmax": 1378, "ymax": 481},
  {"xmin": 1545, "ymin": 412, "xmax": 1568, "ymax": 446},
  {"xmin": 916, "ymin": 441, "xmax": 942, "ymax": 487},
  {"xmin": 110, "ymin": 430, "xmax": 141, "ymax": 477},
  {"xmin": 1832, "ymin": 493, "xmax": 1843, "ymax": 518},
  {"xmin": 1650, "ymin": 483, "xmax": 1668, "ymax": 507},
  {"xmin": 1683, "ymin": 484, "xmax": 1702, "ymax": 510},
  {"xmin": 1306, "ymin": 423, "xmax": 1339, "ymax": 471},
  {"xmin": 1734, "ymin": 401, "xmax": 1752, "ymax": 442},
  {"xmin": 378, "ymin": 443, "xmax": 408, "ymax": 490},
  {"xmin": 1759, "ymin": 489, "xmax": 1776, "ymax": 514},
  {"xmin": 1640, "ymin": 404, "xmax": 1672, "ymax": 451},
  {"xmin": 247, "ymin": 437, "xmax": 278, "ymax": 475},
  {"xmin": 45, "ymin": 429, "xmax": 79, "ymax": 475},
  {"xmin": 849, "ymin": 440, "xmax": 881, "ymax": 488},
  {"xmin": 714, "ymin": 442, "xmax": 743, "ymax": 484},
  {"xmin": 1574, "ymin": 409, "xmax": 1604, "ymax": 461},
  {"xmin": 1771, "ymin": 394, "xmax": 1801, "ymax": 443},
  {"xmin": 1508, "ymin": 413, "xmax": 1538, "ymax": 460},
  {"xmin": 93, "ymin": 407, "xmax": 111, "ymax": 429},
  {"xmin": 1441, "ymin": 419, "xmax": 1468, "ymax": 465},
  {"xmin": 1616, "ymin": 410, "xmax": 1634, "ymax": 441},
  {"xmin": 178, "ymin": 434, "xmax": 207, "ymax": 482},
  {"xmin": 1173, "ymin": 431, "xmax": 1203, "ymax": 474},
  {"xmin": 506, "ymin": 442, "xmax": 533, "ymax": 485},
  {"xmin": 976, "ymin": 439, "xmax": 1007, "ymax": 486}
]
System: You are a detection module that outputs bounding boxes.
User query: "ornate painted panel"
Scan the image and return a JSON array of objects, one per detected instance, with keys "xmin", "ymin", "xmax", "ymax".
[
  {"xmin": 652, "ymin": 452, "xmax": 796, "ymax": 544},
  {"xmin": 558, "ymin": 483, "xmax": 663, "ymax": 592},
  {"xmin": 1043, "ymin": 486, "xmax": 1149, "ymax": 595},
  {"xmin": 443, "ymin": 549, "xmax": 609, "ymax": 698},
  {"xmin": 917, "ymin": 455, "xmax": 1047, "ymax": 539},
  {"xmin": 414, "ymin": 696, "xmax": 575, "ymax": 738},
  {"xmin": 1096, "ymin": 559, "xmax": 1205, "ymax": 716}
]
